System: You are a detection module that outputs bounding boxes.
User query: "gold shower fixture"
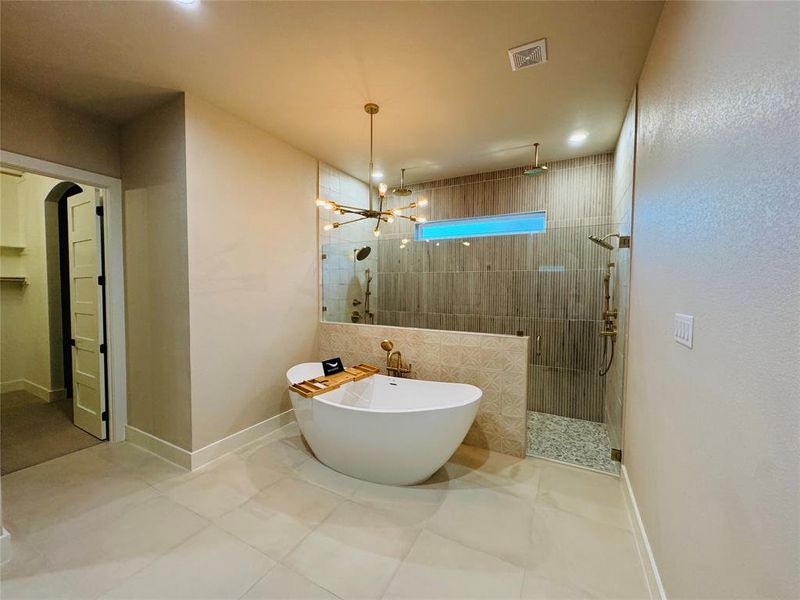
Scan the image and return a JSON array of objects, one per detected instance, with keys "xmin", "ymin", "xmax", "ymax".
[
  {"xmin": 317, "ymin": 103, "xmax": 428, "ymax": 237},
  {"xmin": 392, "ymin": 168, "xmax": 413, "ymax": 196}
]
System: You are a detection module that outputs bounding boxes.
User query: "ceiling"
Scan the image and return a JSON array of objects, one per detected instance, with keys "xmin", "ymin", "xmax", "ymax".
[{"xmin": 0, "ymin": 1, "xmax": 663, "ymax": 184}]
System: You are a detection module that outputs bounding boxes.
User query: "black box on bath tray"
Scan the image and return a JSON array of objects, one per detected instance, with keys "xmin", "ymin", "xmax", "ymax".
[{"xmin": 321, "ymin": 357, "xmax": 345, "ymax": 376}]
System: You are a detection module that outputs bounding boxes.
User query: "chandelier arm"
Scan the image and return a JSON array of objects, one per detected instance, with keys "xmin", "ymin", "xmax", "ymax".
[{"xmin": 339, "ymin": 216, "xmax": 371, "ymax": 226}]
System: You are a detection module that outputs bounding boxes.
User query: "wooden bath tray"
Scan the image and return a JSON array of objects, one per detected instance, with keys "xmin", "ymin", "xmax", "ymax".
[{"xmin": 290, "ymin": 363, "xmax": 379, "ymax": 398}]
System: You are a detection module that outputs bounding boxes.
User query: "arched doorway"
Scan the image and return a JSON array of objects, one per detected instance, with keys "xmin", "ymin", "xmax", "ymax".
[{"xmin": 44, "ymin": 181, "xmax": 83, "ymax": 401}]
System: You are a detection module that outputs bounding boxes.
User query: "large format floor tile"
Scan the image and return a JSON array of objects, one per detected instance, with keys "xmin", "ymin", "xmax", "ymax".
[
  {"xmin": 1, "ymin": 423, "xmax": 649, "ymax": 600},
  {"xmin": 384, "ymin": 530, "xmax": 525, "ymax": 599},
  {"xmin": 426, "ymin": 482, "xmax": 533, "ymax": 567},
  {"xmin": 102, "ymin": 525, "xmax": 274, "ymax": 599},
  {"xmin": 2, "ymin": 450, "xmax": 155, "ymax": 536},
  {"xmin": 283, "ymin": 501, "xmax": 420, "ymax": 599},
  {"xmin": 242, "ymin": 564, "xmax": 338, "ymax": 600},
  {"xmin": 30, "ymin": 495, "xmax": 208, "ymax": 598},
  {"xmin": 526, "ymin": 506, "xmax": 648, "ymax": 598},
  {"xmin": 159, "ymin": 455, "xmax": 285, "ymax": 519},
  {"xmin": 536, "ymin": 461, "xmax": 630, "ymax": 529},
  {"xmin": 214, "ymin": 477, "xmax": 344, "ymax": 560}
]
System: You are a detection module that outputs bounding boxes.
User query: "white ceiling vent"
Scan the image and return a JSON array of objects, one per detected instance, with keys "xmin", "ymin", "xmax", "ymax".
[{"xmin": 508, "ymin": 38, "xmax": 548, "ymax": 72}]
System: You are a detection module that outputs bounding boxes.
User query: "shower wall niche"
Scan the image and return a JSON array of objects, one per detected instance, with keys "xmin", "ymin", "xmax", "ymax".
[{"xmin": 319, "ymin": 154, "xmax": 616, "ymax": 423}]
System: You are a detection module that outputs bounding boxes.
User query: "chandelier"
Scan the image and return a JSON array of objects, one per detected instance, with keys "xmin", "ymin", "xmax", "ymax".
[{"xmin": 317, "ymin": 103, "xmax": 428, "ymax": 237}]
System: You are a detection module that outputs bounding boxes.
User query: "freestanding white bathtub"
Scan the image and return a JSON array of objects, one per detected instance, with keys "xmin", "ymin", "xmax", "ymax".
[{"xmin": 286, "ymin": 362, "xmax": 482, "ymax": 485}]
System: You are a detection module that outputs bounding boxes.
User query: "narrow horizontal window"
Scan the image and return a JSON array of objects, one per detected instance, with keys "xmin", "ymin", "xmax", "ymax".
[{"xmin": 415, "ymin": 210, "xmax": 546, "ymax": 241}]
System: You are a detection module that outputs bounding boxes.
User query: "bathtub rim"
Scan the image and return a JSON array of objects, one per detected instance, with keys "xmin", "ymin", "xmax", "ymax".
[{"xmin": 287, "ymin": 362, "xmax": 482, "ymax": 415}]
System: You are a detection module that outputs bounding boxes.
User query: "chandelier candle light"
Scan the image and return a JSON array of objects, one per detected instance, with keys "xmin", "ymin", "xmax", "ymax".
[{"xmin": 317, "ymin": 103, "xmax": 428, "ymax": 237}]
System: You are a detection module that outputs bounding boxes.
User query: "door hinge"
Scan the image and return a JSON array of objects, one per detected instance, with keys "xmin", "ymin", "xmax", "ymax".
[
  {"xmin": 101, "ymin": 410, "xmax": 108, "ymax": 422},
  {"xmin": 99, "ymin": 343, "xmax": 106, "ymax": 354},
  {"xmin": 98, "ymin": 275, "xmax": 105, "ymax": 286},
  {"xmin": 96, "ymin": 206, "xmax": 104, "ymax": 217},
  {"xmin": 70, "ymin": 338, "xmax": 76, "ymax": 347}
]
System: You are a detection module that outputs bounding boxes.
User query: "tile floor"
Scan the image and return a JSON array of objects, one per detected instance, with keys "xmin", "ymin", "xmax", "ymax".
[
  {"xmin": 1, "ymin": 422, "xmax": 650, "ymax": 599},
  {"xmin": 527, "ymin": 411, "xmax": 621, "ymax": 475}
]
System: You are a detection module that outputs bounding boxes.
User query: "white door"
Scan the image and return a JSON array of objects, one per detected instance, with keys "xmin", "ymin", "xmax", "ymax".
[{"xmin": 67, "ymin": 188, "xmax": 107, "ymax": 439}]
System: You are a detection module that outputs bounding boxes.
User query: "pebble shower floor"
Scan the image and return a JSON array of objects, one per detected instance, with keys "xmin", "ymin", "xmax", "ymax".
[{"xmin": 526, "ymin": 411, "xmax": 620, "ymax": 475}]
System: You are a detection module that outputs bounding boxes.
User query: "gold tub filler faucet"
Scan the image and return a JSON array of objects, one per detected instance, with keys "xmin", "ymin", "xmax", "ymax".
[{"xmin": 380, "ymin": 340, "xmax": 412, "ymax": 378}]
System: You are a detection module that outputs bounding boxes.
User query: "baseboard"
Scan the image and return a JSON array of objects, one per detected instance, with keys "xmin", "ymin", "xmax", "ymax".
[
  {"xmin": 190, "ymin": 409, "xmax": 295, "ymax": 469},
  {"xmin": 0, "ymin": 379, "xmax": 66, "ymax": 402},
  {"xmin": 0, "ymin": 380, "xmax": 24, "ymax": 394},
  {"xmin": 0, "ymin": 527, "xmax": 11, "ymax": 565},
  {"xmin": 125, "ymin": 425, "xmax": 193, "ymax": 469},
  {"xmin": 622, "ymin": 465, "xmax": 667, "ymax": 600},
  {"xmin": 126, "ymin": 409, "xmax": 296, "ymax": 471}
]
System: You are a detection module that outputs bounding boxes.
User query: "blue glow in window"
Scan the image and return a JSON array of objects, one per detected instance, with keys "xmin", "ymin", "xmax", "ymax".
[{"xmin": 415, "ymin": 211, "xmax": 546, "ymax": 241}]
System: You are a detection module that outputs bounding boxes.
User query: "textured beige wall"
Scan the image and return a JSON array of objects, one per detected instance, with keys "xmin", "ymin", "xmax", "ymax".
[
  {"xmin": 184, "ymin": 95, "xmax": 318, "ymax": 450},
  {"xmin": 122, "ymin": 95, "xmax": 192, "ymax": 450},
  {"xmin": 0, "ymin": 81, "xmax": 121, "ymax": 178},
  {"xmin": 625, "ymin": 2, "xmax": 800, "ymax": 598}
]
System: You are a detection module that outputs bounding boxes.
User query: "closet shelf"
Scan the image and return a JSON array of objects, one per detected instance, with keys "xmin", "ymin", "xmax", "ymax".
[{"xmin": 0, "ymin": 276, "xmax": 28, "ymax": 286}]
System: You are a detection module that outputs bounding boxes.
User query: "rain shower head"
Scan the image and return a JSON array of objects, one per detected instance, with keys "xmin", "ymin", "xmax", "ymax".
[
  {"xmin": 588, "ymin": 233, "xmax": 631, "ymax": 250},
  {"xmin": 588, "ymin": 235, "xmax": 616, "ymax": 250},
  {"xmin": 355, "ymin": 246, "xmax": 372, "ymax": 261},
  {"xmin": 392, "ymin": 168, "xmax": 413, "ymax": 196},
  {"xmin": 523, "ymin": 142, "xmax": 549, "ymax": 177}
]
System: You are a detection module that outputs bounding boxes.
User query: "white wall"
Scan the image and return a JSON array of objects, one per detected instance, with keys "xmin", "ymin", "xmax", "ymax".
[
  {"xmin": 122, "ymin": 95, "xmax": 193, "ymax": 450},
  {"xmin": 625, "ymin": 2, "xmax": 800, "ymax": 598},
  {"xmin": 0, "ymin": 171, "xmax": 72, "ymax": 398},
  {"xmin": 184, "ymin": 95, "xmax": 319, "ymax": 450},
  {"xmin": 0, "ymin": 81, "xmax": 121, "ymax": 178}
]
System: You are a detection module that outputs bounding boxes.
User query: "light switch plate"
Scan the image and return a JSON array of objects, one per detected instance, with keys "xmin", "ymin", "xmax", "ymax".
[{"xmin": 673, "ymin": 313, "xmax": 694, "ymax": 348}]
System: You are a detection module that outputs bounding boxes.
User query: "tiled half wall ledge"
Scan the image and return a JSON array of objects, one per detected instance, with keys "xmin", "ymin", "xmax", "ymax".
[{"xmin": 318, "ymin": 321, "xmax": 529, "ymax": 458}]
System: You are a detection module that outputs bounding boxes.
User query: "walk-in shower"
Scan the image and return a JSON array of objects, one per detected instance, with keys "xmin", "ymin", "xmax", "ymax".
[{"xmin": 320, "ymin": 146, "xmax": 635, "ymax": 475}]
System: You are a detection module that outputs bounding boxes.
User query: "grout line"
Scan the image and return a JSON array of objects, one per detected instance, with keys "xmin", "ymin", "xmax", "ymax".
[
  {"xmin": 236, "ymin": 562, "xmax": 280, "ymax": 600},
  {"xmin": 525, "ymin": 453, "xmax": 620, "ymax": 478}
]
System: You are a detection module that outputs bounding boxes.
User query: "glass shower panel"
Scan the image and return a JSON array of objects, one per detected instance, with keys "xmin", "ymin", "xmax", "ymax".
[
  {"xmin": 320, "ymin": 221, "xmax": 628, "ymax": 474},
  {"xmin": 321, "ymin": 240, "xmax": 379, "ymax": 326}
]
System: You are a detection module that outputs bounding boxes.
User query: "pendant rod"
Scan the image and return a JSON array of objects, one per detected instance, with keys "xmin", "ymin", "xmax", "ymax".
[{"xmin": 369, "ymin": 110, "xmax": 374, "ymax": 211}]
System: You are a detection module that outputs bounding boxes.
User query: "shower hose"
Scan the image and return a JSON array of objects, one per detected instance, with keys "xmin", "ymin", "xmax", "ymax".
[{"xmin": 599, "ymin": 336, "xmax": 615, "ymax": 377}]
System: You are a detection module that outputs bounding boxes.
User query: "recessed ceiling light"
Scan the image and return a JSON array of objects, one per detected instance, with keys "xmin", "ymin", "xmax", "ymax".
[
  {"xmin": 568, "ymin": 131, "xmax": 588, "ymax": 145},
  {"xmin": 372, "ymin": 171, "xmax": 383, "ymax": 179}
]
